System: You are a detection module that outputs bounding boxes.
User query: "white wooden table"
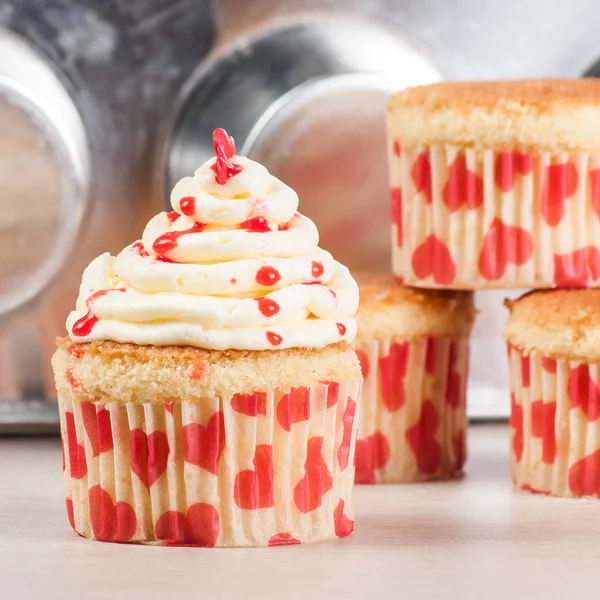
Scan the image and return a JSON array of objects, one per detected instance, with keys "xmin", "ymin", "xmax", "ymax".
[{"xmin": 2, "ymin": 423, "xmax": 600, "ymax": 600}]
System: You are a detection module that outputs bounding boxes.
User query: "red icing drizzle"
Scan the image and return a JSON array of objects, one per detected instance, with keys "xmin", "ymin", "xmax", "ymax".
[
  {"xmin": 256, "ymin": 266, "xmax": 281, "ymax": 286},
  {"xmin": 152, "ymin": 222, "xmax": 205, "ymax": 255},
  {"xmin": 132, "ymin": 241, "xmax": 149, "ymax": 258},
  {"xmin": 211, "ymin": 128, "xmax": 243, "ymax": 184},
  {"xmin": 266, "ymin": 331, "xmax": 282, "ymax": 346},
  {"xmin": 311, "ymin": 261, "xmax": 324, "ymax": 279},
  {"xmin": 166, "ymin": 211, "xmax": 180, "ymax": 223},
  {"xmin": 278, "ymin": 221, "xmax": 291, "ymax": 231},
  {"xmin": 336, "ymin": 323, "xmax": 346, "ymax": 336},
  {"xmin": 241, "ymin": 217, "xmax": 271, "ymax": 232},
  {"xmin": 180, "ymin": 196, "xmax": 196, "ymax": 216},
  {"xmin": 256, "ymin": 297, "xmax": 280, "ymax": 317},
  {"xmin": 72, "ymin": 289, "xmax": 125, "ymax": 337}
]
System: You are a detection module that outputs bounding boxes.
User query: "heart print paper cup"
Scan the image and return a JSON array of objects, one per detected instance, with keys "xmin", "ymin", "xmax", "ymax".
[
  {"xmin": 352, "ymin": 274, "xmax": 475, "ymax": 483},
  {"xmin": 52, "ymin": 128, "xmax": 362, "ymax": 546},
  {"xmin": 53, "ymin": 341, "xmax": 361, "ymax": 546},
  {"xmin": 388, "ymin": 79, "xmax": 600, "ymax": 289},
  {"xmin": 506, "ymin": 289, "xmax": 600, "ymax": 498}
]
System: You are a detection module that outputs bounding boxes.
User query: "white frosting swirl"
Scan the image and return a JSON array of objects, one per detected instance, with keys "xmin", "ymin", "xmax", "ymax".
[{"xmin": 67, "ymin": 152, "xmax": 358, "ymax": 350}]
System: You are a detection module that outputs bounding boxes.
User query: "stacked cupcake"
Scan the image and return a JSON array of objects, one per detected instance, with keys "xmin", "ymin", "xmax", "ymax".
[{"xmin": 382, "ymin": 78, "xmax": 600, "ymax": 497}]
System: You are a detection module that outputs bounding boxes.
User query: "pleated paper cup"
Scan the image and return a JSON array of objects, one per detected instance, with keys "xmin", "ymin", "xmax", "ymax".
[
  {"xmin": 509, "ymin": 344, "xmax": 600, "ymax": 498},
  {"xmin": 389, "ymin": 142, "xmax": 600, "ymax": 289},
  {"xmin": 60, "ymin": 380, "xmax": 361, "ymax": 547},
  {"xmin": 353, "ymin": 336, "xmax": 468, "ymax": 483}
]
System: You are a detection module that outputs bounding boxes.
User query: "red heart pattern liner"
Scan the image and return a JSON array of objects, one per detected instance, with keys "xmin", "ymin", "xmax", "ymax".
[
  {"xmin": 60, "ymin": 380, "xmax": 359, "ymax": 545},
  {"xmin": 389, "ymin": 144, "xmax": 600, "ymax": 288},
  {"xmin": 354, "ymin": 336, "xmax": 468, "ymax": 484}
]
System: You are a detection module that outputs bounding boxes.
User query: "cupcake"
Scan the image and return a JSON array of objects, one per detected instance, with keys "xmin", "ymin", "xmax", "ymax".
[
  {"xmin": 387, "ymin": 79, "xmax": 600, "ymax": 289},
  {"xmin": 506, "ymin": 289, "xmax": 600, "ymax": 498},
  {"xmin": 52, "ymin": 128, "xmax": 361, "ymax": 546},
  {"xmin": 352, "ymin": 274, "xmax": 475, "ymax": 483}
]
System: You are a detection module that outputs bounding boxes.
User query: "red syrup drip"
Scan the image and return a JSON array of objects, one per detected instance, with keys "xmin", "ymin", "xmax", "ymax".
[
  {"xmin": 166, "ymin": 211, "xmax": 180, "ymax": 223},
  {"xmin": 311, "ymin": 261, "xmax": 324, "ymax": 278},
  {"xmin": 278, "ymin": 221, "xmax": 291, "ymax": 231},
  {"xmin": 180, "ymin": 196, "xmax": 196, "ymax": 216},
  {"xmin": 241, "ymin": 217, "xmax": 271, "ymax": 232},
  {"xmin": 211, "ymin": 128, "xmax": 243, "ymax": 185},
  {"xmin": 132, "ymin": 241, "xmax": 149, "ymax": 258},
  {"xmin": 256, "ymin": 297, "xmax": 280, "ymax": 317},
  {"xmin": 256, "ymin": 266, "xmax": 281, "ymax": 286},
  {"xmin": 336, "ymin": 323, "xmax": 347, "ymax": 336},
  {"xmin": 266, "ymin": 331, "xmax": 283, "ymax": 346},
  {"xmin": 72, "ymin": 289, "xmax": 125, "ymax": 337},
  {"xmin": 152, "ymin": 222, "xmax": 205, "ymax": 255}
]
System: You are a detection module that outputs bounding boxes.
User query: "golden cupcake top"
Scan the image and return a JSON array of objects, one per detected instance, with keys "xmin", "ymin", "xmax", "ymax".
[
  {"xmin": 388, "ymin": 79, "xmax": 600, "ymax": 152},
  {"xmin": 53, "ymin": 338, "xmax": 360, "ymax": 404},
  {"xmin": 505, "ymin": 289, "xmax": 600, "ymax": 360},
  {"xmin": 354, "ymin": 273, "xmax": 475, "ymax": 343}
]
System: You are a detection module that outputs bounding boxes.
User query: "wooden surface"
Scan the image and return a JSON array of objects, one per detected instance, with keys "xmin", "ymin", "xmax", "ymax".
[{"xmin": 2, "ymin": 423, "xmax": 600, "ymax": 599}]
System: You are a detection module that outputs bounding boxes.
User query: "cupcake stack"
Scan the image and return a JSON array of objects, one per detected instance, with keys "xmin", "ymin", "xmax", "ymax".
[{"xmin": 382, "ymin": 78, "xmax": 600, "ymax": 498}]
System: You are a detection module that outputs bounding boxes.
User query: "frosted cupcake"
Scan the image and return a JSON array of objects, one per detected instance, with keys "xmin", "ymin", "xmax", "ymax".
[
  {"xmin": 52, "ymin": 129, "xmax": 361, "ymax": 546},
  {"xmin": 506, "ymin": 289, "xmax": 600, "ymax": 498},
  {"xmin": 353, "ymin": 274, "xmax": 474, "ymax": 483},
  {"xmin": 388, "ymin": 79, "xmax": 600, "ymax": 289}
]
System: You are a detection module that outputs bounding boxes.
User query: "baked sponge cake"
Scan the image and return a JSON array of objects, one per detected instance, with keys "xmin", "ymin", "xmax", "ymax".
[
  {"xmin": 506, "ymin": 290, "xmax": 600, "ymax": 498},
  {"xmin": 52, "ymin": 129, "xmax": 362, "ymax": 546},
  {"xmin": 388, "ymin": 79, "xmax": 600, "ymax": 289},
  {"xmin": 352, "ymin": 274, "xmax": 474, "ymax": 483}
]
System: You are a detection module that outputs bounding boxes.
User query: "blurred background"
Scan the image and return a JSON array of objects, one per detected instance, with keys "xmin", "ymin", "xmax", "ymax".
[{"xmin": 1, "ymin": 0, "xmax": 600, "ymax": 432}]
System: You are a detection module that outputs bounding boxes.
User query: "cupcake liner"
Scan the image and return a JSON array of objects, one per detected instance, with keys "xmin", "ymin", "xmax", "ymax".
[
  {"xmin": 59, "ymin": 380, "xmax": 361, "ymax": 546},
  {"xmin": 389, "ymin": 142, "xmax": 600, "ymax": 289},
  {"xmin": 353, "ymin": 336, "xmax": 468, "ymax": 483},
  {"xmin": 509, "ymin": 344, "xmax": 600, "ymax": 498}
]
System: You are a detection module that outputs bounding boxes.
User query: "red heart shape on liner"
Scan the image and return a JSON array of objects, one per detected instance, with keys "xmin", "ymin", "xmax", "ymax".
[
  {"xmin": 268, "ymin": 533, "xmax": 301, "ymax": 546},
  {"xmin": 81, "ymin": 402, "xmax": 113, "ymax": 457},
  {"xmin": 379, "ymin": 342, "xmax": 409, "ymax": 412},
  {"xmin": 294, "ymin": 437, "xmax": 333, "ymax": 513},
  {"xmin": 590, "ymin": 168, "xmax": 600, "ymax": 221},
  {"xmin": 354, "ymin": 432, "xmax": 390, "ymax": 484},
  {"xmin": 231, "ymin": 392, "xmax": 267, "ymax": 417},
  {"xmin": 182, "ymin": 412, "xmax": 225, "ymax": 475},
  {"xmin": 155, "ymin": 503, "xmax": 220, "ymax": 547},
  {"xmin": 65, "ymin": 411, "xmax": 87, "ymax": 480},
  {"xmin": 509, "ymin": 393, "xmax": 524, "ymax": 463},
  {"xmin": 233, "ymin": 444, "xmax": 275, "ymax": 510},
  {"xmin": 391, "ymin": 188, "xmax": 403, "ymax": 248},
  {"xmin": 325, "ymin": 381, "xmax": 340, "ymax": 408},
  {"xmin": 337, "ymin": 398, "xmax": 357, "ymax": 471},
  {"xmin": 333, "ymin": 500, "xmax": 354, "ymax": 538},
  {"xmin": 553, "ymin": 246, "xmax": 600, "ymax": 288},
  {"xmin": 130, "ymin": 430, "xmax": 170, "ymax": 489},
  {"xmin": 569, "ymin": 450, "xmax": 600, "ymax": 497},
  {"xmin": 412, "ymin": 235, "xmax": 456, "ymax": 285},
  {"xmin": 405, "ymin": 401, "xmax": 441, "ymax": 475},
  {"xmin": 494, "ymin": 151, "xmax": 534, "ymax": 192},
  {"xmin": 531, "ymin": 400, "xmax": 557, "ymax": 464},
  {"xmin": 412, "ymin": 151, "xmax": 432, "ymax": 204},
  {"xmin": 541, "ymin": 162, "xmax": 579, "ymax": 226},
  {"xmin": 442, "ymin": 152, "xmax": 484, "ymax": 212},
  {"xmin": 276, "ymin": 387, "xmax": 310, "ymax": 432},
  {"xmin": 89, "ymin": 485, "xmax": 137, "ymax": 542},
  {"xmin": 569, "ymin": 364, "xmax": 600, "ymax": 421},
  {"xmin": 478, "ymin": 218, "xmax": 533, "ymax": 281},
  {"xmin": 66, "ymin": 498, "xmax": 75, "ymax": 531}
]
